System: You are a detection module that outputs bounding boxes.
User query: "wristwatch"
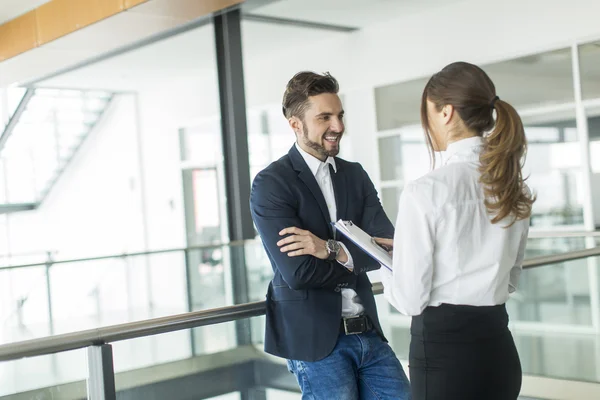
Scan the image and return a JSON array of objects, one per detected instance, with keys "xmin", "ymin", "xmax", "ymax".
[{"xmin": 326, "ymin": 239, "xmax": 341, "ymax": 261}]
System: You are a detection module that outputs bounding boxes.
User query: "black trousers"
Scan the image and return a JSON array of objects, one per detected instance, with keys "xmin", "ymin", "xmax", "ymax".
[{"xmin": 409, "ymin": 303, "xmax": 522, "ymax": 400}]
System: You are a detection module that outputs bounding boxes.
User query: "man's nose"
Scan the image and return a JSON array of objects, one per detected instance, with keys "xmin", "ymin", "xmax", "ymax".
[{"xmin": 330, "ymin": 118, "xmax": 344, "ymax": 133}]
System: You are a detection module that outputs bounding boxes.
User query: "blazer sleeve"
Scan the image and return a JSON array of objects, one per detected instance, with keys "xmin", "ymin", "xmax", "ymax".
[
  {"xmin": 250, "ymin": 170, "xmax": 356, "ymax": 291},
  {"xmin": 342, "ymin": 165, "xmax": 395, "ymax": 275}
]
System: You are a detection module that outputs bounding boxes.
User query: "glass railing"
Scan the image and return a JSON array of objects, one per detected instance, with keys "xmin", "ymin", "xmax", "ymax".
[
  {"xmin": 0, "ymin": 241, "xmax": 277, "ymax": 347},
  {"xmin": 0, "ymin": 242, "xmax": 599, "ymax": 398},
  {"xmin": 2, "ymin": 237, "xmax": 600, "ymax": 345},
  {"xmin": 0, "ymin": 88, "xmax": 113, "ymax": 206}
]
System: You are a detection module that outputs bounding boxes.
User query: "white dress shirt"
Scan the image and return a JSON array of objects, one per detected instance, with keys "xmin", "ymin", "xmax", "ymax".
[
  {"xmin": 381, "ymin": 136, "xmax": 530, "ymax": 316},
  {"xmin": 295, "ymin": 143, "xmax": 364, "ymax": 317}
]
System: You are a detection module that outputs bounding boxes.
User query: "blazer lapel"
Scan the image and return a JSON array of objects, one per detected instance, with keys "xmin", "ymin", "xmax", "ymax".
[
  {"xmin": 289, "ymin": 146, "xmax": 333, "ymax": 235},
  {"xmin": 331, "ymin": 160, "xmax": 347, "ymax": 223}
]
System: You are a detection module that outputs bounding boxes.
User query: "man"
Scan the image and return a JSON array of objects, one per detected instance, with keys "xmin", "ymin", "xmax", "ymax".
[{"xmin": 250, "ymin": 71, "xmax": 410, "ymax": 399}]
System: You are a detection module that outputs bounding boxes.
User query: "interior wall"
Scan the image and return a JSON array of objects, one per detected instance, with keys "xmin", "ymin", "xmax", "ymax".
[{"xmin": 5, "ymin": 0, "xmax": 600, "ymax": 257}]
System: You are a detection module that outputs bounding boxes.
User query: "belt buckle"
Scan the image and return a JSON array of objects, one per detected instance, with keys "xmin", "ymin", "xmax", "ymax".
[{"xmin": 343, "ymin": 316, "xmax": 367, "ymax": 335}]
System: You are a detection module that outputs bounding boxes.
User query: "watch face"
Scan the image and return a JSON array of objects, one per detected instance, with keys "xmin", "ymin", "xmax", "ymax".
[
  {"xmin": 333, "ymin": 241, "xmax": 341, "ymax": 252},
  {"xmin": 328, "ymin": 240, "xmax": 340, "ymax": 253}
]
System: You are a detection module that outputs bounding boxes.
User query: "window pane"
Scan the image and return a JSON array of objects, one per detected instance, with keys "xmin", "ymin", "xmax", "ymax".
[
  {"xmin": 378, "ymin": 136, "xmax": 403, "ymax": 182},
  {"xmin": 375, "ymin": 78, "xmax": 429, "ymax": 131},
  {"xmin": 579, "ymin": 41, "xmax": 600, "ymax": 100},
  {"xmin": 484, "ymin": 48, "xmax": 574, "ymax": 110},
  {"xmin": 381, "ymin": 187, "xmax": 401, "ymax": 224},
  {"xmin": 587, "ymin": 105, "xmax": 600, "ymax": 228},
  {"xmin": 378, "ymin": 125, "xmax": 429, "ymax": 184},
  {"xmin": 522, "ymin": 112, "xmax": 585, "ymax": 227}
]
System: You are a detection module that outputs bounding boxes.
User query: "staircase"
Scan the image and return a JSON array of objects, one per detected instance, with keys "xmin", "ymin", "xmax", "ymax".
[{"xmin": 0, "ymin": 88, "xmax": 114, "ymax": 212}]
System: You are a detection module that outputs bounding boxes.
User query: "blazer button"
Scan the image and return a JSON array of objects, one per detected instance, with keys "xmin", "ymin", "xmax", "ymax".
[{"xmin": 334, "ymin": 287, "xmax": 341, "ymax": 292}]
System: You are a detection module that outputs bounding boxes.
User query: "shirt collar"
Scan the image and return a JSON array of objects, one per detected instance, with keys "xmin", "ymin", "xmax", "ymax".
[
  {"xmin": 295, "ymin": 142, "xmax": 337, "ymax": 177},
  {"xmin": 444, "ymin": 136, "xmax": 484, "ymax": 164}
]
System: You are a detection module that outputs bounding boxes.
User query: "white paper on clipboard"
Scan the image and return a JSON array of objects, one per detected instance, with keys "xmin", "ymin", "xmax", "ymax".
[{"xmin": 332, "ymin": 220, "xmax": 393, "ymax": 271}]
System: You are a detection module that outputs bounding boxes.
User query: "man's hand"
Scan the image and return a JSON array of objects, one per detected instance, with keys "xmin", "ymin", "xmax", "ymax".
[
  {"xmin": 373, "ymin": 237, "xmax": 394, "ymax": 256},
  {"xmin": 278, "ymin": 227, "xmax": 328, "ymax": 259}
]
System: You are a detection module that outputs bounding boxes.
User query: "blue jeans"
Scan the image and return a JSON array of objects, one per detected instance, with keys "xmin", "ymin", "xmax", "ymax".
[{"xmin": 286, "ymin": 330, "xmax": 411, "ymax": 400}]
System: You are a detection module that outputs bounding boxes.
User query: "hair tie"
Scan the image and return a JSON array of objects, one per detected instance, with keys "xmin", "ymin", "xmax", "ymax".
[{"xmin": 490, "ymin": 96, "xmax": 500, "ymax": 109}]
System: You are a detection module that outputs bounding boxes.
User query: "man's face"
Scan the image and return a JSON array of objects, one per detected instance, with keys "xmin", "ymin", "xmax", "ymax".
[{"xmin": 292, "ymin": 93, "xmax": 345, "ymax": 161}]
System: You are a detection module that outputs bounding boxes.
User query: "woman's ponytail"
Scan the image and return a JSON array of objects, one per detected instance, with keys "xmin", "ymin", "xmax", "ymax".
[{"xmin": 479, "ymin": 99, "xmax": 535, "ymax": 225}]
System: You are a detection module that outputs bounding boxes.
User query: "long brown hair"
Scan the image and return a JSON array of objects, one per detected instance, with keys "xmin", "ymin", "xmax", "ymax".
[{"xmin": 421, "ymin": 62, "xmax": 535, "ymax": 225}]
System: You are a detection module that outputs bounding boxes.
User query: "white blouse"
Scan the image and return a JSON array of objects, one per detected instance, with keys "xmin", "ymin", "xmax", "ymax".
[{"xmin": 381, "ymin": 136, "xmax": 530, "ymax": 316}]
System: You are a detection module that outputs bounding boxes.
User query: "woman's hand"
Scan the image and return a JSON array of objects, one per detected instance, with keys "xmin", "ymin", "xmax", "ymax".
[{"xmin": 373, "ymin": 237, "xmax": 394, "ymax": 256}]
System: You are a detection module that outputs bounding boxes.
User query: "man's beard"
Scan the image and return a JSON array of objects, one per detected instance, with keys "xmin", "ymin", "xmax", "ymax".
[{"xmin": 301, "ymin": 125, "xmax": 341, "ymax": 158}]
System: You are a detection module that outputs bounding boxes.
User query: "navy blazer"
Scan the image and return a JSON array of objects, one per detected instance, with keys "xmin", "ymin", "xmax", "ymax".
[{"xmin": 250, "ymin": 145, "xmax": 395, "ymax": 362}]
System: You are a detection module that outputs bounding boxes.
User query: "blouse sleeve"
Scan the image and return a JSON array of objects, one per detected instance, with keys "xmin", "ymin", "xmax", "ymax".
[{"xmin": 381, "ymin": 182, "xmax": 436, "ymax": 316}]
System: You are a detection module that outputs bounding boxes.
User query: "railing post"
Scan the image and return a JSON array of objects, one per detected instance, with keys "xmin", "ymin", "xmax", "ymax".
[
  {"xmin": 87, "ymin": 344, "xmax": 116, "ymax": 400},
  {"xmin": 45, "ymin": 253, "xmax": 55, "ymax": 336},
  {"xmin": 184, "ymin": 248, "xmax": 197, "ymax": 356}
]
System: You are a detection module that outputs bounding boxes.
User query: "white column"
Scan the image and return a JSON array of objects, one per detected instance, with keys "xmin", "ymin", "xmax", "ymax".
[
  {"xmin": 571, "ymin": 44, "xmax": 596, "ymax": 230},
  {"xmin": 0, "ymin": 87, "xmax": 8, "ymax": 126},
  {"xmin": 0, "ymin": 86, "xmax": 11, "ymax": 263},
  {"xmin": 341, "ymin": 87, "xmax": 381, "ymax": 182}
]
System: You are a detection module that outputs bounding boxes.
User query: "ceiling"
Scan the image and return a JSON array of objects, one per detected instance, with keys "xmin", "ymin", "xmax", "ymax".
[
  {"xmin": 253, "ymin": 0, "xmax": 457, "ymax": 28},
  {"xmin": 0, "ymin": 0, "xmax": 246, "ymax": 87},
  {"xmin": 0, "ymin": 0, "xmax": 51, "ymax": 24},
  {"xmin": 0, "ymin": 0, "xmax": 468, "ymax": 88},
  {"xmin": 37, "ymin": 19, "xmax": 343, "ymax": 93}
]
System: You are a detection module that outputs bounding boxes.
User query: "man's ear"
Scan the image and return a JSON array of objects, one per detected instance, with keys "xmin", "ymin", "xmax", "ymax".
[{"xmin": 289, "ymin": 116, "xmax": 302, "ymax": 136}]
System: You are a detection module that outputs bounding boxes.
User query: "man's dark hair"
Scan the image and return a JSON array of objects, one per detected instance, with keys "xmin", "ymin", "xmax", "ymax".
[{"xmin": 282, "ymin": 71, "xmax": 339, "ymax": 119}]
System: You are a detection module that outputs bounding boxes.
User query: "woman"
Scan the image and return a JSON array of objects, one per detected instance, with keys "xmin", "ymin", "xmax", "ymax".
[{"xmin": 375, "ymin": 61, "xmax": 535, "ymax": 400}]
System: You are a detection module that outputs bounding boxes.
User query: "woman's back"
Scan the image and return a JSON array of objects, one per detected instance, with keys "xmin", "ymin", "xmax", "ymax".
[
  {"xmin": 418, "ymin": 137, "xmax": 529, "ymax": 308},
  {"xmin": 389, "ymin": 136, "xmax": 529, "ymax": 316}
]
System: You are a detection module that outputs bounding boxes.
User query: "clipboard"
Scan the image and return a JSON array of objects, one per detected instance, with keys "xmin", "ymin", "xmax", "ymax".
[{"xmin": 332, "ymin": 220, "xmax": 393, "ymax": 271}]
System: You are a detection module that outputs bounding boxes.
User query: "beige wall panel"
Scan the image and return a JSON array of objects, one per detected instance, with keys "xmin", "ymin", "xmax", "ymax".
[
  {"xmin": 129, "ymin": 0, "xmax": 243, "ymax": 20},
  {"xmin": 0, "ymin": 11, "xmax": 38, "ymax": 61},
  {"xmin": 36, "ymin": 0, "xmax": 124, "ymax": 45},
  {"xmin": 124, "ymin": 0, "xmax": 150, "ymax": 10}
]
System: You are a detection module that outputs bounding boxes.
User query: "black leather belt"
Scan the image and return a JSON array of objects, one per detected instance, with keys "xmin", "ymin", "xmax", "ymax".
[{"xmin": 340, "ymin": 315, "xmax": 373, "ymax": 335}]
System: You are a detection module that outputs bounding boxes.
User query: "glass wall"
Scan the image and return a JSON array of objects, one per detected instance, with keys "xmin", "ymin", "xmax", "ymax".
[
  {"xmin": 375, "ymin": 41, "xmax": 600, "ymax": 332},
  {"xmin": 579, "ymin": 41, "xmax": 600, "ymax": 101},
  {"xmin": 580, "ymin": 41, "xmax": 600, "ymax": 230},
  {"xmin": 374, "ymin": 47, "xmax": 591, "ymax": 230},
  {"xmin": 522, "ymin": 112, "xmax": 584, "ymax": 227}
]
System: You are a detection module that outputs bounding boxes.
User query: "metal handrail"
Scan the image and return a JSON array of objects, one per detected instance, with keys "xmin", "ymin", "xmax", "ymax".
[
  {"xmin": 0, "ymin": 246, "xmax": 598, "ymax": 362},
  {"xmin": 528, "ymin": 230, "xmax": 600, "ymax": 238},
  {"xmin": 0, "ymin": 239, "xmax": 257, "ymax": 270}
]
